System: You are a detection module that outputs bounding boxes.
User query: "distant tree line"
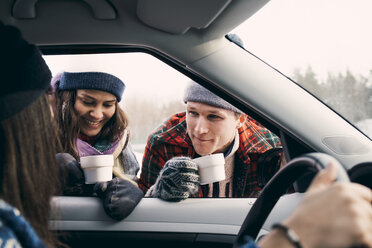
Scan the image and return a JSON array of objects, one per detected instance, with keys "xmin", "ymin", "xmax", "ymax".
[
  {"xmin": 122, "ymin": 67, "xmax": 372, "ymax": 146},
  {"xmin": 292, "ymin": 66, "xmax": 372, "ymax": 123},
  {"xmin": 122, "ymin": 97, "xmax": 185, "ymax": 145}
]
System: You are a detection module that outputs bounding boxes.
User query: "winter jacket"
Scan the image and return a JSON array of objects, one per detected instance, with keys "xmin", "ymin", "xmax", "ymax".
[
  {"xmin": 0, "ymin": 199, "xmax": 46, "ymax": 248},
  {"xmin": 139, "ymin": 112, "xmax": 282, "ymax": 197},
  {"xmin": 77, "ymin": 130, "xmax": 139, "ymax": 184}
]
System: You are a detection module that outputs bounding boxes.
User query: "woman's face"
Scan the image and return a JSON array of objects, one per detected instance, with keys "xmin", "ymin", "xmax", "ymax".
[{"xmin": 74, "ymin": 89, "xmax": 117, "ymax": 137}]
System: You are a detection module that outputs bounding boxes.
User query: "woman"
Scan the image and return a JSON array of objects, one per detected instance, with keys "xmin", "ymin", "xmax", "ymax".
[
  {"xmin": 52, "ymin": 71, "xmax": 143, "ymax": 220},
  {"xmin": 0, "ymin": 22, "xmax": 61, "ymax": 247}
]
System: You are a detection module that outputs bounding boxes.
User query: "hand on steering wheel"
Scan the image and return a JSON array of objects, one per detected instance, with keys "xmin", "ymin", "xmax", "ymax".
[{"xmin": 233, "ymin": 153, "xmax": 350, "ymax": 247}]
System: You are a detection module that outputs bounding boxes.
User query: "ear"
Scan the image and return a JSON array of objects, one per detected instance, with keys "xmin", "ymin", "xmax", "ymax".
[{"xmin": 236, "ymin": 114, "xmax": 245, "ymax": 129}]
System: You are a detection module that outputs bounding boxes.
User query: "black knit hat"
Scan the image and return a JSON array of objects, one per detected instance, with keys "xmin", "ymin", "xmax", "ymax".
[
  {"xmin": 59, "ymin": 72, "xmax": 125, "ymax": 102},
  {"xmin": 0, "ymin": 22, "xmax": 52, "ymax": 121}
]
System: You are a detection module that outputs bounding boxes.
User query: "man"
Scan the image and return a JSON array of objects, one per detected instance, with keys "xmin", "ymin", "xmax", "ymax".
[{"xmin": 139, "ymin": 81, "xmax": 282, "ymax": 200}]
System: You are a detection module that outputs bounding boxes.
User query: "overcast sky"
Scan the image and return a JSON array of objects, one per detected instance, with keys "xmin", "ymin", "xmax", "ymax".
[
  {"xmin": 233, "ymin": 0, "xmax": 372, "ymax": 81},
  {"xmin": 45, "ymin": 53, "xmax": 190, "ymax": 103}
]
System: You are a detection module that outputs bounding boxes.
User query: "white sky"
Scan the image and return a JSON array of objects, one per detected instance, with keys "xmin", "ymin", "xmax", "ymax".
[
  {"xmin": 45, "ymin": 53, "xmax": 190, "ymax": 104},
  {"xmin": 233, "ymin": 0, "xmax": 372, "ymax": 81}
]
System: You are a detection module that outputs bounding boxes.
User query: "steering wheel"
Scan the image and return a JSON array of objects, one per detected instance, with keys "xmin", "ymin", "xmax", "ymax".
[{"xmin": 233, "ymin": 152, "xmax": 350, "ymax": 247}]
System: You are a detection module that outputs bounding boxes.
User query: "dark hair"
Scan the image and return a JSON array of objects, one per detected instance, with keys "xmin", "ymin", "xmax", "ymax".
[
  {"xmin": 0, "ymin": 93, "xmax": 61, "ymax": 247},
  {"xmin": 54, "ymin": 84, "xmax": 129, "ymax": 160}
]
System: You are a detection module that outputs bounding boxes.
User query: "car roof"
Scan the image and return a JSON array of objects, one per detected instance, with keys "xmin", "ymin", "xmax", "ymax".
[{"xmin": 1, "ymin": 0, "xmax": 268, "ymax": 63}]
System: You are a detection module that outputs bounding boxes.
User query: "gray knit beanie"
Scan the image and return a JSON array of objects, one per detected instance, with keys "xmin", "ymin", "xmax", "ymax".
[
  {"xmin": 0, "ymin": 22, "xmax": 52, "ymax": 121},
  {"xmin": 183, "ymin": 81, "xmax": 242, "ymax": 114},
  {"xmin": 59, "ymin": 72, "xmax": 125, "ymax": 101}
]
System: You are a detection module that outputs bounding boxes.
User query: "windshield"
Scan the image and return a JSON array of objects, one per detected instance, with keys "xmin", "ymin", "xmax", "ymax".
[{"xmin": 232, "ymin": 0, "xmax": 372, "ymax": 138}]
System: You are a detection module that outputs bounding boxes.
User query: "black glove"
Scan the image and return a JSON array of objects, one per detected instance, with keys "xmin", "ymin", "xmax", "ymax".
[
  {"xmin": 94, "ymin": 178, "xmax": 143, "ymax": 221},
  {"xmin": 146, "ymin": 157, "xmax": 200, "ymax": 201},
  {"xmin": 56, "ymin": 153, "xmax": 86, "ymax": 196}
]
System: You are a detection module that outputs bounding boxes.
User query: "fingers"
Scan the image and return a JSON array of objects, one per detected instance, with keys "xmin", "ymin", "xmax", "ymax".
[
  {"xmin": 154, "ymin": 157, "xmax": 201, "ymax": 201},
  {"xmin": 335, "ymin": 183, "xmax": 372, "ymax": 247},
  {"xmin": 344, "ymin": 182, "xmax": 372, "ymax": 203},
  {"xmin": 168, "ymin": 157, "xmax": 198, "ymax": 170},
  {"xmin": 309, "ymin": 162, "xmax": 372, "ymax": 203},
  {"xmin": 307, "ymin": 162, "xmax": 338, "ymax": 193},
  {"xmin": 162, "ymin": 157, "xmax": 199, "ymax": 184},
  {"xmin": 157, "ymin": 177, "xmax": 190, "ymax": 200},
  {"xmin": 161, "ymin": 165, "xmax": 198, "ymax": 180}
]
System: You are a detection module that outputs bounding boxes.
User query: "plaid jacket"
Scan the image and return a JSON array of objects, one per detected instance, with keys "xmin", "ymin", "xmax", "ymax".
[{"xmin": 139, "ymin": 112, "xmax": 282, "ymax": 197}]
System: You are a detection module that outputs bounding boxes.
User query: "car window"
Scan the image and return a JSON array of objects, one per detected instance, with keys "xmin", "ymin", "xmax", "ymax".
[
  {"xmin": 232, "ymin": 0, "xmax": 372, "ymax": 138},
  {"xmin": 44, "ymin": 52, "xmax": 283, "ymax": 187},
  {"xmin": 45, "ymin": 53, "xmax": 189, "ymax": 162}
]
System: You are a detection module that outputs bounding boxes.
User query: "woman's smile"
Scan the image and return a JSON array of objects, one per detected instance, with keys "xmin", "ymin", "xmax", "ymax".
[
  {"xmin": 74, "ymin": 89, "xmax": 117, "ymax": 137},
  {"xmin": 82, "ymin": 117, "xmax": 103, "ymax": 129}
]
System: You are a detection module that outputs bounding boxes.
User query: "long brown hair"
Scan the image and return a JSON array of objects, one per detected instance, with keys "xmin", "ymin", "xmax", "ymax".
[
  {"xmin": 53, "ymin": 84, "xmax": 129, "ymax": 160},
  {"xmin": 0, "ymin": 93, "xmax": 61, "ymax": 247}
]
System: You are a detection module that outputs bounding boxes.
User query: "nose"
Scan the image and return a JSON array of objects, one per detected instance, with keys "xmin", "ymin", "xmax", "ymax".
[
  {"xmin": 194, "ymin": 117, "xmax": 208, "ymax": 134},
  {"xmin": 89, "ymin": 107, "xmax": 103, "ymax": 119}
]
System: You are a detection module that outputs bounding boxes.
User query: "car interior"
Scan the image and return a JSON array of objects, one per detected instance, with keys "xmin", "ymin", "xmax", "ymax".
[{"xmin": 1, "ymin": 0, "xmax": 372, "ymax": 247}]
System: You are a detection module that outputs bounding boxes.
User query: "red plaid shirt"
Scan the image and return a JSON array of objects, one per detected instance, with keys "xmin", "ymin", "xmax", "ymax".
[{"xmin": 139, "ymin": 112, "xmax": 282, "ymax": 197}]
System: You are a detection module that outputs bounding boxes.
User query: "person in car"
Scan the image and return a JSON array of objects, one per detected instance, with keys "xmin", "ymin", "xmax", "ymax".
[
  {"xmin": 139, "ymin": 81, "xmax": 283, "ymax": 200},
  {"xmin": 51, "ymin": 71, "xmax": 143, "ymax": 220},
  {"xmin": 240, "ymin": 162, "xmax": 372, "ymax": 248},
  {"xmin": 0, "ymin": 21, "xmax": 62, "ymax": 247}
]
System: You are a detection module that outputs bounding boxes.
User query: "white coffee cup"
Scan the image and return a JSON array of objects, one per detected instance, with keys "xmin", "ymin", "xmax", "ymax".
[
  {"xmin": 80, "ymin": 154, "xmax": 114, "ymax": 184},
  {"xmin": 193, "ymin": 153, "xmax": 225, "ymax": 185}
]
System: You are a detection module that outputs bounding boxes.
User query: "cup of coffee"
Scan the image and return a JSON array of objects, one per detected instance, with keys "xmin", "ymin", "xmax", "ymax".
[
  {"xmin": 80, "ymin": 154, "xmax": 114, "ymax": 184},
  {"xmin": 193, "ymin": 153, "xmax": 225, "ymax": 185}
]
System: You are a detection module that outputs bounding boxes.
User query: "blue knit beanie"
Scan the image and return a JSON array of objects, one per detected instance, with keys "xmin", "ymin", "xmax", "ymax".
[
  {"xmin": 59, "ymin": 72, "xmax": 125, "ymax": 101},
  {"xmin": 0, "ymin": 22, "xmax": 52, "ymax": 121},
  {"xmin": 183, "ymin": 81, "xmax": 243, "ymax": 114}
]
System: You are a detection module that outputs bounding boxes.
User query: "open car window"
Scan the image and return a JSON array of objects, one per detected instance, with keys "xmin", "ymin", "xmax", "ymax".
[
  {"xmin": 45, "ymin": 52, "xmax": 189, "ymax": 161},
  {"xmin": 45, "ymin": 52, "xmax": 283, "ymax": 184}
]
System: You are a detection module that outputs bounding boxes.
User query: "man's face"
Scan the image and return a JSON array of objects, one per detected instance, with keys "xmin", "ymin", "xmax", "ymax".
[{"xmin": 186, "ymin": 101, "xmax": 241, "ymax": 156}]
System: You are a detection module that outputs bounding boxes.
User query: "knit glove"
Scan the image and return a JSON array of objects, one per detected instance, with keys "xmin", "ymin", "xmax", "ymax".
[
  {"xmin": 94, "ymin": 178, "xmax": 143, "ymax": 221},
  {"xmin": 56, "ymin": 153, "xmax": 86, "ymax": 196},
  {"xmin": 146, "ymin": 157, "xmax": 200, "ymax": 201}
]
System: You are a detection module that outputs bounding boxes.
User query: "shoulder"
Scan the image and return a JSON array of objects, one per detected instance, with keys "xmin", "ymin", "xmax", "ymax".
[
  {"xmin": 147, "ymin": 112, "xmax": 189, "ymax": 147},
  {"xmin": 152, "ymin": 112, "xmax": 186, "ymax": 135},
  {"xmin": 0, "ymin": 200, "xmax": 46, "ymax": 248},
  {"xmin": 239, "ymin": 115, "xmax": 281, "ymax": 153}
]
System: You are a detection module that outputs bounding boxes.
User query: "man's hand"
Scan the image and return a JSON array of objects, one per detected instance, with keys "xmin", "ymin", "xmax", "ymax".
[
  {"xmin": 146, "ymin": 157, "xmax": 200, "ymax": 201},
  {"xmin": 283, "ymin": 163, "xmax": 372, "ymax": 248}
]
